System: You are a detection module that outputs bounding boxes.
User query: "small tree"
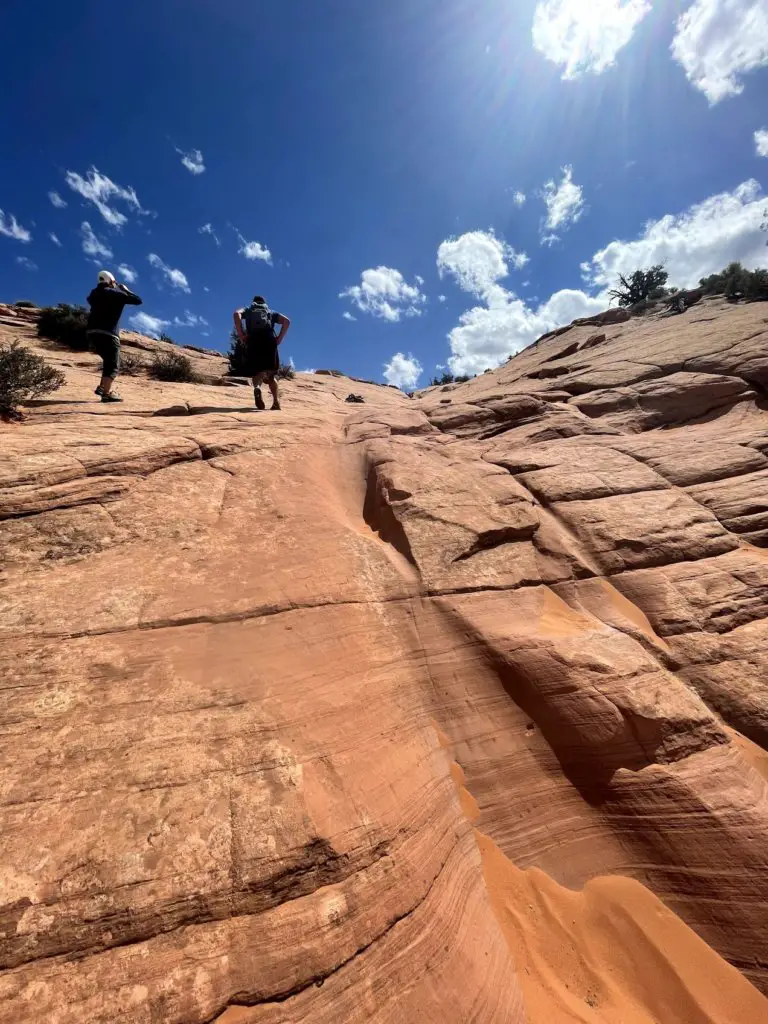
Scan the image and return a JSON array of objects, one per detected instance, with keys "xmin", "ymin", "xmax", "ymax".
[
  {"xmin": 37, "ymin": 304, "xmax": 89, "ymax": 350},
  {"xmin": 609, "ymin": 265, "xmax": 669, "ymax": 307},
  {"xmin": 14, "ymin": 300, "xmax": 37, "ymax": 309},
  {"xmin": 430, "ymin": 371, "xmax": 456, "ymax": 386},
  {"xmin": 149, "ymin": 350, "xmax": 199, "ymax": 383},
  {"xmin": 0, "ymin": 341, "xmax": 66, "ymax": 417},
  {"xmin": 158, "ymin": 332, "xmax": 175, "ymax": 344},
  {"xmin": 226, "ymin": 330, "xmax": 250, "ymax": 376}
]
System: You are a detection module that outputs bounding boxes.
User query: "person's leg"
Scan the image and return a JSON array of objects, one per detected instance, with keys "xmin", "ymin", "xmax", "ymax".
[
  {"xmin": 266, "ymin": 374, "xmax": 280, "ymax": 409},
  {"xmin": 252, "ymin": 372, "xmax": 266, "ymax": 409},
  {"xmin": 100, "ymin": 338, "xmax": 122, "ymax": 402}
]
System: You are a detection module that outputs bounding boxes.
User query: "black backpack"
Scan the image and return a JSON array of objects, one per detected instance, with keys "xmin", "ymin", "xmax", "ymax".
[{"xmin": 243, "ymin": 301, "xmax": 272, "ymax": 337}]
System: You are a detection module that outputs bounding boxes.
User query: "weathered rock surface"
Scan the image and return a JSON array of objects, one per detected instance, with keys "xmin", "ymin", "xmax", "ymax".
[{"xmin": 1, "ymin": 296, "xmax": 768, "ymax": 1021}]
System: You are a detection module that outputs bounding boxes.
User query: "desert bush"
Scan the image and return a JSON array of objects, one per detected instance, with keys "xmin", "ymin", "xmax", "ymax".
[
  {"xmin": 744, "ymin": 268, "xmax": 768, "ymax": 301},
  {"xmin": 14, "ymin": 300, "xmax": 37, "ymax": 308},
  {"xmin": 227, "ymin": 331, "xmax": 249, "ymax": 376},
  {"xmin": 699, "ymin": 262, "xmax": 768, "ymax": 301},
  {"xmin": 609, "ymin": 266, "xmax": 668, "ymax": 307},
  {"xmin": 37, "ymin": 304, "xmax": 89, "ymax": 350},
  {"xmin": 158, "ymin": 332, "xmax": 175, "ymax": 344},
  {"xmin": 149, "ymin": 350, "xmax": 199, "ymax": 383},
  {"xmin": 119, "ymin": 350, "xmax": 145, "ymax": 376},
  {"xmin": 276, "ymin": 362, "xmax": 295, "ymax": 380},
  {"xmin": 431, "ymin": 371, "xmax": 455, "ymax": 386},
  {"xmin": 0, "ymin": 341, "xmax": 66, "ymax": 415}
]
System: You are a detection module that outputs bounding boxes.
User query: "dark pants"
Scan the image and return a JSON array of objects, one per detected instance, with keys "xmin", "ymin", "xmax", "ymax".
[
  {"xmin": 88, "ymin": 331, "xmax": 121, "ymax": 378},
  {"xmin": 245, "ymin": 334, "xmax": 279, "ymax": 377}
]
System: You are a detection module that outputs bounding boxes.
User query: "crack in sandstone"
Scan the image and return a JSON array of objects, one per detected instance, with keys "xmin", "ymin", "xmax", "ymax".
[
  {"xmin": 0, "ymin": 837, "xmax": 394, "ymax": 972},
  {"xmin": 203, "ymin": 836, "xmax": 456, "ymax": 1022}
]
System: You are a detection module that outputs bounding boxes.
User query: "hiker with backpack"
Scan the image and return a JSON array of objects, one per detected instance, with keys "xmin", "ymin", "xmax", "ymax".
[
  {"xmin": 86, "ymin": 270, "xmax": 143, "ymax": 403},
  {"xmin": 233, "ymin": 295, "xmax": 291, "ymax": 410}
]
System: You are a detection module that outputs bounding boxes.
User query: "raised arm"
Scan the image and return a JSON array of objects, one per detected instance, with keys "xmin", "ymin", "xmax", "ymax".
[
  {"xmin": 117, "ymin": 284, "xmax": 142, "ymax": 306},
  {"xmin": 233, "ymin": 309, "xmax": 246, "ymax": 342},
  {"xmin": 274, "ymin": 313, "xmax": 291, "ymax": 344}
]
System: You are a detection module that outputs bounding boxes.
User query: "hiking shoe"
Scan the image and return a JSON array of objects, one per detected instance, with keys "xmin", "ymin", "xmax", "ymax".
[
  {"xmin": 271, "ymin": 401, "xmax": 281, "ymax": 411},
  {"xmin": 101, "ymin": 392, "xmax": 123, "ymax": 403},
  {"xmin": 95, "ymin": 386, "xmax": 104, "ymax": 397},
  {"xmin": 254, "ymin": 387, "xmax": 266, "ymax": 410}
]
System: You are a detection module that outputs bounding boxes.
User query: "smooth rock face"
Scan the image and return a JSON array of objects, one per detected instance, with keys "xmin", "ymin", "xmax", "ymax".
[{"xmin": 1, "ymin": 297, "xmax": 768, "ymax": 1021}]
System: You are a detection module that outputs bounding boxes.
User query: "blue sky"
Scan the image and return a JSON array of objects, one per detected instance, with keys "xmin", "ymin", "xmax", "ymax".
[{"xmin": 1, "ymin": 0, "xmax": 767, "ymax": 387}]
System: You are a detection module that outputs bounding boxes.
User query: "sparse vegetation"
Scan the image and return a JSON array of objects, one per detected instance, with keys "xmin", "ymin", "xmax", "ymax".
[
  {"xmin": 119, "ymin": 350, "xmax": 144, "ymax": 376},
  {"xmin": 226, "ymin": 330, "xmax": 249, "ymax": 376},
  {"xmin": 699, "ymin": 261, "xmax": 768, "ymax": 301},
  {"xmin": 609, "ymin": 265, "xmax": 669, "ymax": 307},
  {"xmin": 276, "ymin": 362, "xmax": 295, "ymax": 380},
  {"xmin": 13, "ymin": 300, "xmax": 37, "ymax": 309},
  {"xmin": 37, "ymin": 304, "xmax": 89, "ymax": 350},
  {"xmin": 0, "ymin": 341, "xmax": 66, "ymax": 417},
  {"xmin": 430, "ymin": 371, "xmax": 472, "ymax": 386},
  {"xmin": 158, "ymin": 332, "xmax": 175, "ymax": 344},
  {"xmin": 149, "ymin": 350, "xmax": 199, "ymax": 383}
]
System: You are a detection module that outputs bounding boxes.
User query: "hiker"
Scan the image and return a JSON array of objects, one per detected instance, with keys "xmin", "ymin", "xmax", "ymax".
[
  {"xmin": 233, "ymin": 295, "xmax": 291, "ymax": 410},
  {"xmin": 86, "ymin": 270, "xmax": 142, "ymax": 403}
]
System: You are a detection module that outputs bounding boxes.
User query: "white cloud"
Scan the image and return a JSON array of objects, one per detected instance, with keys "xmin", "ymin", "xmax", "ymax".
[
  {"xmin": 16, "ymin": 256, "xmax": 38, "ymax": 271},
  {"xmin": 446, "ymin": 178, "xmax": 768, "ymax": 378},
  {"xmin": 541, "ymin": 233, "xmax": 561, "ymax": 247},
  {"xmin": 128, "ymin": 311, "xmax": 171, "ymax": 338},
  {"xmin": 117, "ymin": 263, "xmax": 138, "ymax": 284},
  {"xmin": 239, "ymin": 239, "xmax": 272, "ymax": 262},
  {"xmin": 48, "ymin": 191, "xmax": 67, "ymax": 209},
  {"xmin": 383, "ymin": 352, "xmax": 423, "ymax": 389},
  {"xmin": 65, "ymin": 166, "xmax": 144, "ymax": 227},
  {"xmin": 203, "ymin": 286, "xmax": 210, "ymax": 292},
  {"xmin": 671, "ymin": 0, "xmax": 768, "ymax": 104},
  {"xmin": 80, "ymin": 221, "xmax": 112, "ymax": 259},
  {"xmin": 148, "ymin": 252, "xmax": 191, "ymax": 292},
  {"xmin": 177, "ymin": 148, "xmax": 205, "ymax": 174},
  {"xmin": 199, "ymin": 223, "xmax": 221, "ymax": 246},
  {"xmin": 513, "ymin": 191, "xmax": 526, "ymax": 207},
  {"xmin": 542, "ymin": 165, "xmax": 584, "ymax": 232},
  {"xmin": 755, "ymin": 129, "xmax": 768, "ymax": 158},
  {"xmin": 0, "ymin": 210, "xmax": 32, "ymax": 243},
  {"xmin": 342, "ymin": 311, "xmax": 357, "ymax": 321},
  {"xmin": 447, "ymin": 288, "xmax": 606, "ymax": 377},
  {"xmin": 437, "ymin": 230, "xmax": 526, "ymax": 298},
  {"xmin": 532, "ymin": 0, "xmax": 651, "ymax": 78},
  {"xmin": 173, "ymin": 310, "xmax": 209, "ymax": 327},
  {"xmin": 438, "ymin": 294, "xmax": 447, "ymax": 302},
  {"xmin": 587, "ymin": 179, "xmax": 768, "ymax": 290},
  {"xmin": 340, "ymin": 266, "xmax": 427, "ymax": 321},
  {"xmin": 49, "ymin": 232, "xmax": 62, "ymax": 247}
]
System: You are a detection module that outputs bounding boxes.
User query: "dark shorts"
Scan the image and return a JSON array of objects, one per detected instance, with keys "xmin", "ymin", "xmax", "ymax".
[
  {"xmin": 245, "ymin": 335, "xmax": 279, "ymax": 377},
  {"xmin": 88, "ymin": 331, "xmax": 120, "ymax": 378}
]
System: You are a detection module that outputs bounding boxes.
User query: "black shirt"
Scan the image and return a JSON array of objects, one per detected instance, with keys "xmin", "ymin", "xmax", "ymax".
[{"xmin": 86, "ymin": 284, "xmax": 142, "ymax": 337}]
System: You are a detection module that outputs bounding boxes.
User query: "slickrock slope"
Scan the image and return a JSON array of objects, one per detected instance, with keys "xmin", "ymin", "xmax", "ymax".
[{"xmin": 1, "ymin": 297, "xmax": 767, "ymax": 1022}]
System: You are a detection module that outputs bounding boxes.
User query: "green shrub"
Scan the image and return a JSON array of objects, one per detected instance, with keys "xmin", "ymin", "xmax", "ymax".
[
  {"xmin": 700, "ymin": 262, "xmax": 768, "ymax": 301},
  {"xmin": 744, "ymin": 268, "xmax": 768, "ymax": 301},
  {"xmin": 158, "ymin": 332, "xmax": 175, "ymax": 344},
  {"xmin": 37, "ymin": 304, "xmax": 89, "ymax": 350},
  {"xmin": 149, "ymin": 350, "xmax": 199, "ymax": 383},
  {"xmin": 609, "ymin": 265, "xmax": 668, "ymax": 307},
  {"xmin": 119, "ymin": 350, "xmax": 145, "ymax": 376},
  {"xmin": 226, "ymin": 331, "xmax": 249, "ymax": 376},
  {"xmin": 0, "ymin": 341, "xmax": 66, "ymax": 416},
  {"xmin": 14, "ymin": 300, "xmax": 37, "ymax": 309}
]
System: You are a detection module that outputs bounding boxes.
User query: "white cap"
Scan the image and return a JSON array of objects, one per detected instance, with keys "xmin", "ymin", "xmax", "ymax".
[{"xmin": 98, "ymin": 270, "xmax": 116, "ymax": 285}]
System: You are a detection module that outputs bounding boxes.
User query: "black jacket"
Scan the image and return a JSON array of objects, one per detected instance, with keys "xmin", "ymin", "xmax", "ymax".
[{"xmin": 86, "ymin": 283, "xmax": 142, "ymax": 336}]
